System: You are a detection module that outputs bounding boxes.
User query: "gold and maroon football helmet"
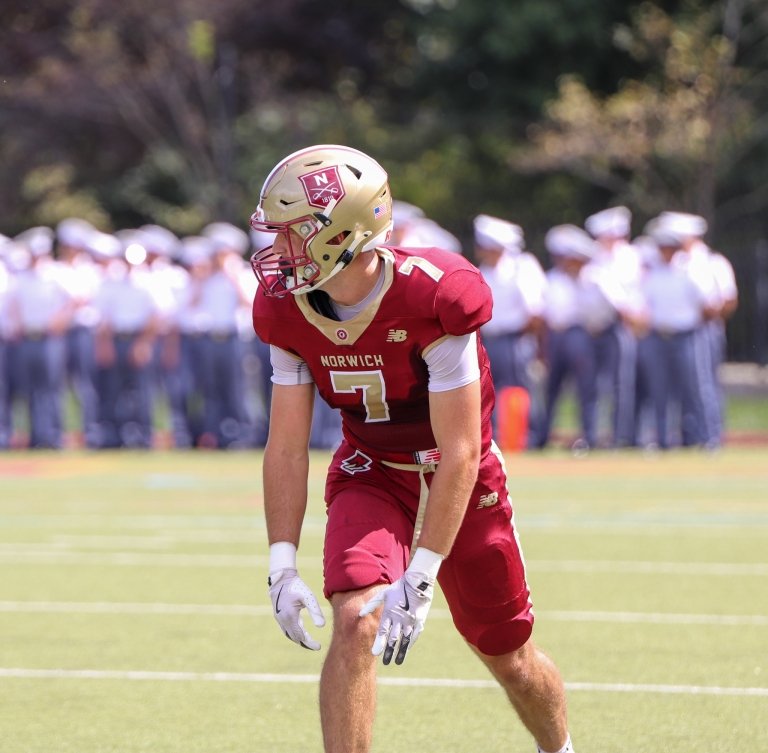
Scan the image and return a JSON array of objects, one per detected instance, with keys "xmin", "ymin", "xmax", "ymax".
[{"xmin": 249, "ymin": 145, "xmax": 393, "ymax": 297}]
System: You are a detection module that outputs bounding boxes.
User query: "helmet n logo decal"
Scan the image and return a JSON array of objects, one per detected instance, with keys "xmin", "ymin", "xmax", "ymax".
[{"xmin": 299, "ymin": 167, "xmax": 345, "ymax": 208}]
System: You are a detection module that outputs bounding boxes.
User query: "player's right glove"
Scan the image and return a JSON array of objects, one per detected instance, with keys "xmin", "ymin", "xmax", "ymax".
[
  {"xmin": 359, "ymin": 569, "xmax": 435, "ymax": 665},
  {"xmin": 268, "ymin": 567, "xmax": 326, "ymax": 650},
  {"xmin": 267, "ymin": 541, "xmax": 325, "ymax": 651},
  {"xmin": 358, "ymin": 546, "xmax": 444, "ymax": 666}
]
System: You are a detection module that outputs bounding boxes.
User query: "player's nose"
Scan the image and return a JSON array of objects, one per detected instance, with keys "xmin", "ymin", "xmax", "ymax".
[{"xmin": 271, "ymin": 234, "xmax": 290, "ymax": 257}]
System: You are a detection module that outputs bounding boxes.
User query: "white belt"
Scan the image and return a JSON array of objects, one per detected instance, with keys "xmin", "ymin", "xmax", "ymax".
[
  {"xmin": 381, "ymin": 447, "xmax": 440, "ymax": 473},
  {"xmin": 381, "ymin": 456, "xmax": 437, "ymax": 561},
  {"xmin": 382, "ymin": 460, "xmax": 438, "ymax": 473}
]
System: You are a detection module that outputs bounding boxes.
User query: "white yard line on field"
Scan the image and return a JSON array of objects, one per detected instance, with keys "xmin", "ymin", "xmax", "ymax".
[
  {"xmin": 0, "ymin": 667, "xmax": 765, "ymax": 697},
  {"xmin": 0, "ymin": 513, "xmax": 765, "ymax": 533},
  {"xmin": 0, "ymin": 601, "xmax": 766, "ymax": 626},
  {"xmin": 0, "ymin": 549, "xmax": 766, "ymax": 576},
  {"xmin": 0, "ymin": 514, "xmax": 327, "ymax": 531},
  {"xmin": 540, "ymin": 609, "xmax": 768, "ymax": 626},
  {"xmin": 0, "ymin": 601, "xmax": 266, "ymax": 615},
  {"xmin": 0, "ymin": 551, "xmax": 266, "ymax": 567},
  {"xmin": 532, "ymin": 559, "xmax": 768, "ymax": 576}
]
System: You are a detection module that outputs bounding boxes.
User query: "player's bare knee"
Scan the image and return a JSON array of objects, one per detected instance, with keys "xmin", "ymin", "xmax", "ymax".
[
  {"xmin": 331, "ymin": 590, "xmax": 379, "ymax": 644},
  {"xmin": 482, "ymin": 641, "xmax": 539, "ymax": 691}
]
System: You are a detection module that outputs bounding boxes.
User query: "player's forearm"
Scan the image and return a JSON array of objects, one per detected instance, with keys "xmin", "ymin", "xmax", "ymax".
[
  {"xmin": 416, "ymin": 444, "xmax": 479, "ymax": 557},
  {"xmin": 422, "ymin": 382, "xmax": 482, "ymax": 557},
  {"xmin": 263, "ymin": 442, "xmax": 310, "ymax": 546}
]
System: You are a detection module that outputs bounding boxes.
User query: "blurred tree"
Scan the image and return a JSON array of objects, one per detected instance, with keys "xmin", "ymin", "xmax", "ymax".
[
  {"xmin": 1, "ymin": 0, "xmax": 264, "ymax": 231},
  {"xmin": 0, "ymin": 0, "xmax": 421, "ymax": 231},
  {"xmin": 0, "ymin": 0, "xmax": 765, "ymax": 250},
  {"xmin": 515, "ymin": 0, "xmax": 768, "ymax": 238},
  {"xmin": 226, "ymin": 0, "xmax": 650, "ymax": 246}
]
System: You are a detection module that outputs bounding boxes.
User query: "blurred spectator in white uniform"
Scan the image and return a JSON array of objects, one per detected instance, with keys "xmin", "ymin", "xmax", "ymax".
[
  {"xmin": 243, "ymin": 227, "xmax": 274, "ymax": 446},
  {"xmin": 708, "ymin": 248, "xmax": 739, "ymax": 426},
  {"xmin": 584, "ymin": 206, "xmax": 645, "ymax": 447},
  {"xmin": 473, "ymin": 214, "xmax": 546, "ymax": 446},
  {"xmin": 390, "ymin": 200, "xmax": 462, "ymax": 253},
  {"xmin": 176, "ymin": 237, "xmax": 214, "ymax": 445},
  {"xmin": 0, "ymin": 236, "xmax": 17, "ymax": 448},
  {"xmin": 138, "ymin": 224, "xmax": 192, "ymax": 448},
  {"xmin": 639, "ymin": 218, "xmax": 720, "ymax": 449},
  {"xmin": 0, "ymin": 239, "xmax": 31, "ymax": 446},
  {"xmin": 534, "ymin": 224, "xmax": 599, "ymax": 450},
  {"xmin": 55, "ymin": 218, "xmax": 102, "ymax": 448},
  {"xmin": 91, "ymin": 231, "xmax": 160, "ymax": 448},
  {"xmin": 199, "ymin": 222, "xmax": 254, "ymax": 448},
  {"xmin": 630, "ymin": 234, "xmax": 661, "ymax": 446},
  {"xmin": 656, "ymin": 212, "xmax": 726, "ymax": 448},
  {"xmin": 9, "ymin": 227, "xmax": 73, "ymax": 448},
  {"xmin": 176, "ymin": 229, "xmax": 249, "ymax": 448}
]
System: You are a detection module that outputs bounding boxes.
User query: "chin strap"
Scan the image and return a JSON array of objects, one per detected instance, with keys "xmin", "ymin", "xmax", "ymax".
[{"xmin": 299, "ymin": 229, "xmax": 373, "ymax": 296}]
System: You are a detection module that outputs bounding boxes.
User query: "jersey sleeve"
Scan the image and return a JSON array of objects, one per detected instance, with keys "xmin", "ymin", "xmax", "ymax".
[
  {"xmin": 434, "ymin": 267, "xmax": 493, "ymax": 336},
  {"xmin": 423, "ymin": 332, "xmax": 480, "ymax": 392},
  {"xmin": 270, "ymin": 345, "xmax": 314, "ymax": 385}
]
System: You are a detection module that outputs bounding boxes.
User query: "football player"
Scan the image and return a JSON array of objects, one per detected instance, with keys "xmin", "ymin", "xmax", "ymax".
[{"xmin": 251, "ymin": 145, "xmax": 574, "ymax": 753}]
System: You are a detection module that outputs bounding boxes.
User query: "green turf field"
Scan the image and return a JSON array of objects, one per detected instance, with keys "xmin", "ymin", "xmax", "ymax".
[{"xmin": 0, "ymin": 449, "xmax": 766, "ymax": 753}]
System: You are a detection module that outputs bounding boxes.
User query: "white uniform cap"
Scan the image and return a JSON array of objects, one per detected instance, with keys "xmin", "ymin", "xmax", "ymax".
[
  {"xmin": 85, "ymin": 231, "xmax": 123, "ymax": 260},
  {"xmin": 400, "ymin": 218, "xmax": 462, "ymax": 254},
  {"xmin": 544, "ymin": 224, "xmax": 596, "ymax": 261},
  {"xmin": 584, "ymin": 206, "xmax": 631, "ymax": 238},
  {"xmin": 643, "ymin": 217, "xmax": 681, "ymax": 248},
  {"xmin": 115, "ymin": 228, "xmax": 147, "ymax": 247},
  {"xmin": 14, "ymin": 226, "xmax": 55, "ymax": 257},
  {"xmin": 115, "ymin": 229, "xmax": 152, "ymax": 265},
  {"xmin": 202, "ymin": 222, "xmax": 250, "ymax": 255},
  {"xmin": 1, "ymin": 241, "xmax": 32, "ymax": 271},
  {"xmin": 473, "ymin": 214, "xmax": 524, "ymax": 253},
  {"xmin": 56, "ymin": 218, "xmax": 96, "ymax": 248},
  {"xmin": 180, "ymin": 236, "xmax": 216, "ymax": 267},
  {"xmin": 656, "ymin": 211, "xmax": 707, "ymax": 240},
  {"xmin": 139, "ymin": 224, "xmax": 180, "ymax": 258},
  {"xmin": 392, "ymin": 201, "xmax": 425, "ymax": 227}
]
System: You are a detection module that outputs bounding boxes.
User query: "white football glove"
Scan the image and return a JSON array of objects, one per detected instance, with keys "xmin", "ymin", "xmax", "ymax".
[
  {"xmin": 268, "ymin": 568, "xmax": 326, "ymax": 650},
  {"xmin": 359, "ymin": 569, "xmax": 435, "ymax": 665}
]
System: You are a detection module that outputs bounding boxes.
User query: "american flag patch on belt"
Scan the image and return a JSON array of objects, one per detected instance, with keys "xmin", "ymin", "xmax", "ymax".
[{"xmin": 413, "ymin": 448, "xmax": 441, "ymax": 465}]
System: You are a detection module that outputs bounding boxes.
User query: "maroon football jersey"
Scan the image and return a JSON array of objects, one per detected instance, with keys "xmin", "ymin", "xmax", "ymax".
[{"xmin": 253, "ymin": 246, "xmax": 496, "ymax": 464}]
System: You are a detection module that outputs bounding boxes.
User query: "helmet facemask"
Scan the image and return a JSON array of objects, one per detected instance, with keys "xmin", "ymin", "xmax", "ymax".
[
  {"xmin": 249, "ymin": 213, "xmax": 329, "ymax": 297},
  {"xmin": 249, "ymin": 145, "xmax": 393, "ymax": 297}
]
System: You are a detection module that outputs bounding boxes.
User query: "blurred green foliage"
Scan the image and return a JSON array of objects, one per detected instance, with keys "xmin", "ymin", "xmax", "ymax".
[
  {"xmin": 1, "ymin": 1, "xmax": 767, "ymax": 359},
  {"xmin": 3, "ymin": 0, "xmax": 765, "ymax": 240}
]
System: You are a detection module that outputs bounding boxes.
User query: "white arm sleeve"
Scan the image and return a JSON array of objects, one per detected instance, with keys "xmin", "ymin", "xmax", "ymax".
[
  {"xmin": 270, "ymin": 345, "xmax": 314, "ymax": 385},
  {"xmin": 424, "ymin": 332, "xmax": 480, "ymax": 392}
]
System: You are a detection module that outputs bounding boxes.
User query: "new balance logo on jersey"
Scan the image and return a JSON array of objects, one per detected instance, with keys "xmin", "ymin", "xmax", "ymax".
[
  {"xmin": 386, "ymin": 329, "xmax": 407, "ymax": 343},
  {"xmin": 476, "ymin": 492, "xmax": 499, "ymax": 509},
  {"xmin": 340, "ymin": 450, "xmax": 373, "ymax": 475}
]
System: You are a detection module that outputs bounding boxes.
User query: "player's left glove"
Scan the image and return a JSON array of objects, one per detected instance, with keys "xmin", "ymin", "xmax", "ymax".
[
  {"xmin": 358, "ymin": 547, "xmax": 443, "ymax": 666},
  {"xmin": 268, "ymin": 567, "xmax": 326, "ymax": 650},
  {"xmin": 267, "ymin": 541, "xmax": 325, "ymax": 651}
]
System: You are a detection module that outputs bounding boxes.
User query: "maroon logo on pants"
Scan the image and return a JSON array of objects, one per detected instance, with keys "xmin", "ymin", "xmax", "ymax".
[{"xmin": 339, "ymin": 450, "xmax": 373, "ymax": 475}]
